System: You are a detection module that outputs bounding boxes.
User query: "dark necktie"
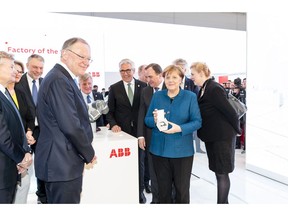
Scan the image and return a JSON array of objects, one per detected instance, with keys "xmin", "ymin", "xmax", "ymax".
[
  {"xmin": 5, "ymin": 89, "xmax": 25, "ymax": 130},
  {"xmin": 154, "ymin": 87, "xmax": 159, "ymax": 92},
  {"xmin": 127, "ymin": 83, "xmax": 133, "ymax": 105},
  {"xmin": 32, "ymin": 80, "xmax": 38, "ymax": 105},
  {"xmin": 5, "ymin": 89, "xmax": 30, "ymax": 152},
  {"xmin": 87, "ymin": 95, "xmax": 92, "ymax": 103}
]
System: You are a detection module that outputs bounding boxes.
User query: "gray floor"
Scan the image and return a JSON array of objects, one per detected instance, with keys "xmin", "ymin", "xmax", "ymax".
[{"xmin": 27, "ymin": 148, "xmax": 288, "ymax": 204}]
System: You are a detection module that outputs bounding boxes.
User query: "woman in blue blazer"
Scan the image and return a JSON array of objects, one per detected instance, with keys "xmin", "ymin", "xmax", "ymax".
[
  {"xmin": 190, "ymin": 62, "xmax": 241, "ymax": 204},
  {"xmin": 145, "ymin": 65, "xmax": 202, "ymax": 203}
]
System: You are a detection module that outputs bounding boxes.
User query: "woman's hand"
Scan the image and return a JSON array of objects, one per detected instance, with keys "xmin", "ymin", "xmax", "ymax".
[
  {"xmin": 153, "ymin": 109, "xmax": 158, "ymax": 123},
  {"xmin": 162, "ymin": 121, "xmax": 181, "ymax": 134}
]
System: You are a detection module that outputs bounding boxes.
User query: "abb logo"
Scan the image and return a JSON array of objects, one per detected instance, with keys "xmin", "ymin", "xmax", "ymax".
[{"xmin": 109, "ymin": 148, "xmax": 131, "ymax": 158}]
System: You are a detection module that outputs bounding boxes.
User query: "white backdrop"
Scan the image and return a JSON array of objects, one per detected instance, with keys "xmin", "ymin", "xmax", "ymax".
[{"xmin": 0, "ymin": 12, "xmax": 246, "ymax": 90}]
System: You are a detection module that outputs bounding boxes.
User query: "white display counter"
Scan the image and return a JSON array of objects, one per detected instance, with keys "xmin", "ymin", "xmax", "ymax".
[{"xmin": 81, "ymin": 127, "xmax": 139, "ymax": 203}]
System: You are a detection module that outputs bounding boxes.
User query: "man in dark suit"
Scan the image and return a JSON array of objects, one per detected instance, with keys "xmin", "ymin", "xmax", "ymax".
[
  {"xmin": 137, "ymin": 63, "xmax": 164, "ymax": 204},
  {"xmin": 0, "ymin": 51, "xmax": 33, "ymax": 203},
  {"xmin": 101, "ymin": 88, "xmax": 109, "ymax": 99},
  {"xmin": 106, "ymin": 58, "xmax": 147, "ymax": 203},
  {"xmin": 15, "ymin": 54, "xmax": 46, "ymax": 203},
  {"xmin": 34, "ymin": 37, "xmax": 96, "ymax": 204}
]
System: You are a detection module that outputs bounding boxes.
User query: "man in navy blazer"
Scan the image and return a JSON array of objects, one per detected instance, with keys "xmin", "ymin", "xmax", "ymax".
[
  {"xmin": 35, "ymin": 38, "xmax": 96, "ymax": 204},
  {"xmin": 15, "ymin": 54, "xmax": 46, "ymax": 203},
  {"xmin": 0, "ymin": 51, "xmax": 33, "ymax": 203}
]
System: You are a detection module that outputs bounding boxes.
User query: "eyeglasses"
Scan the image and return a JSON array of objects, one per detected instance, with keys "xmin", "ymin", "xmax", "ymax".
[
  {"xmin": 17, "ymin": 70, "xmax": 24, "ymax": 74},
  {"xmin": 120, "ymin": 69, "xmax": 133, "ymax": 74},
  {"xmin": 67, "ymin": 49, "xmax": 93, "ymax": 63}
]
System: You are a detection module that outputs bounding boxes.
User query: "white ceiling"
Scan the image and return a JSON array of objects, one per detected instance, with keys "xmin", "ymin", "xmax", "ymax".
[{"xmin": 59, "ymin": 12, "xmax": 246, "ymax": 31}]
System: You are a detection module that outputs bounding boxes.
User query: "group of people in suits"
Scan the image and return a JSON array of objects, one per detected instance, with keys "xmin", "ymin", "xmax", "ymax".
[
  {"xmin": 106, "ymin": 58, "xmax": 241, "ymax": 204},
  {"xmin": 0, "ymin": 37, "xmax": 241, "ymax": 204}
]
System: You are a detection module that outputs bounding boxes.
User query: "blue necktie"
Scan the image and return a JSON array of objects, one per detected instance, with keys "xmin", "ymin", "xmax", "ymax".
[
  {"xmin": 32, "ymin": 80, "xmax": 37, "ymax": 105},
  {"xmin": 87, "ymin": 95, "xmax": 91, "ymax": 103}
]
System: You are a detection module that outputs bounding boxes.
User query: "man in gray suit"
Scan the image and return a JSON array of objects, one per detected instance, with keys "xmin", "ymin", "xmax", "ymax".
[{"xmin": 35, "ymin": 37, "xmax": 96, "ymax": 203}]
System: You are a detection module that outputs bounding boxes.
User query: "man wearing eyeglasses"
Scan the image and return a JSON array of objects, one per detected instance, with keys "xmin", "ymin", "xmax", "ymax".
[
  {"xmin": 34, "ymin": 37, "xmax": 96, "ymax": 204},
  {"xmin": 106, "ymin": 58, "xmax": 147, "ymax": 203}
]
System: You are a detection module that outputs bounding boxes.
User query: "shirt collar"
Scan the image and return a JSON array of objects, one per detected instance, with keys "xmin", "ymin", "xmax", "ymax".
[
  {"xmin": 123, "ymin": 78, "xmax": 135, "ymax": 86},
  {"xmin": 0, "ymin": 84, "xmax": 6, "ymax": 96},
  {"xmin": 58, "ymin": 62, "xmax": 77, "ymax": 80}
]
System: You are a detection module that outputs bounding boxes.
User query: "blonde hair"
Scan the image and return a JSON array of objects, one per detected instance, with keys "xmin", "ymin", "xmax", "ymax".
[
  {"xmin": 190, "ymin": 62, "xmax": 211, "ymax": 78},
  {"xmin": 163, "ymin": 64, "xmax": 184, "ymax": 80}
]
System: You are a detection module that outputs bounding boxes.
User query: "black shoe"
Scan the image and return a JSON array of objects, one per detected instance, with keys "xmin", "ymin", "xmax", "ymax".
[
  {"xmin": 145, "ymin": 185, "xmax": 152, "ymax": 193},
  {"xmin": 96, "ymin": 127, "xmax": 101, "ymax": 132},
  {"xmin": 139, "ymin": 192, "xmax": 146, "ymax": 204},
  {"xmin": 37, "ymin": 197, "xmax": 47, "ymax": 204}
]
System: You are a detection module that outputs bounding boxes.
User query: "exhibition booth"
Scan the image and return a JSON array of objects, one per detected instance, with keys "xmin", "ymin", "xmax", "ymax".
[{"xmin": 81, "ymin": 127, "xmax": 139, "ymax": 204}]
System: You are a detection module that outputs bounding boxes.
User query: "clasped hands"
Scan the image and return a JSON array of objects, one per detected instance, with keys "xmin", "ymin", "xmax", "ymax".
[{"xmin": 17, "ymin": 153, "xmax": 33, "ymax": 174}]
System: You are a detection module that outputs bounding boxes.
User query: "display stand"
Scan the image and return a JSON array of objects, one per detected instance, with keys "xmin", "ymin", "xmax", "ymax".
[{"xmin": 81, "ymin": 127, "xmax": 139, "ymax": 203}]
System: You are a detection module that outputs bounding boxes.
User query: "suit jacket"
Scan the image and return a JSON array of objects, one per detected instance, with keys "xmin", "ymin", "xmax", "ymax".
[
  {"xmin": 106, "ymin": 78, "xmax": 147, "ymax": 137},
  {"xmin": 0, "ymin": 91, "xmax": 28, "ymax": 190},
  {"xmin": 137, "ymin": 84, "xmax": 166, "ymax": 149},
  {"xmin": 197, "ymin": 79, "xmax": 241, "ymax": 142},
  {"xmin": 145, "ymin": 89, "xmax": 202, "ymax": 158},
  {"xmin": 35, "ymin": 63, "xmax": 94, "ymax": 182},
  {"xmin": 92, "ymin": 90, "xmax": 104, "ymax": 101},
  {"xmin": 14, "ymin": 89, "xmax": 35, "ymax": 132},
  {"xmin": 15, "ymin": 73, "xmax": 43, "ymax": 144},
  {"xmin": 183, "ymin": 76, "xmax": 199, "ymax": 95}
]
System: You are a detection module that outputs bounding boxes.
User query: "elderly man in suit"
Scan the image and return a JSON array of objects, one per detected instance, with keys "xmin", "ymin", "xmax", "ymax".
[
  {"xmin": 106, "ymin": 58, "xmax": 147, "ymax": 203},
  {"xmin": 0, "ymin": 51, "xmax": 33, "ymax": 203},
  {"xmin": 34, "ymin": 37, "xmax": 96, "ymax": 204},
  {"xmin": 79, "ymin": 72, "xmax": 105, "ymax": 131},
  {"xmin": 137, "ymin": 63, "xmax": 165, "ymax": 204}
]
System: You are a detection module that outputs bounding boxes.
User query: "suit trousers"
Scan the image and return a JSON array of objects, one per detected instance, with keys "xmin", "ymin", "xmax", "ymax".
[
  {"xmin": 45, "ymin": 176, "xmax": 83, "ymax": 204},
  {"xmin": 0, "ymin": 185, "xmax": 16, "ymax": 203},
  {"xmin": 139, "ymin": 148, "xmax": 145, "ymax": 193},
  {"xmin": 147, "ymin": 151, "xmax": 159, "ymax": 203},
  {"xmin": 152, "ymin": 154, "xmax": 194, "ymax": 204}
]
